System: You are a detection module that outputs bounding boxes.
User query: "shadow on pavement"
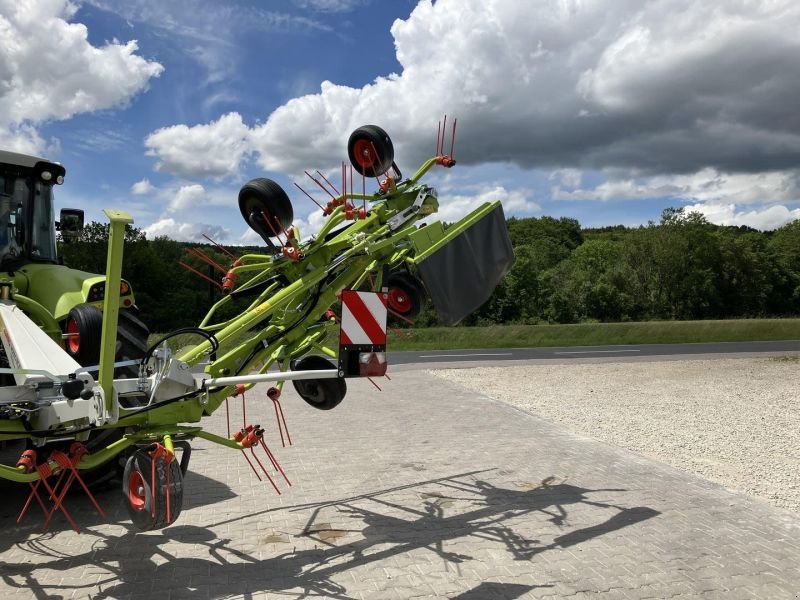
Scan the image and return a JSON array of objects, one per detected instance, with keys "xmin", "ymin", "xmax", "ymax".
[
  {"xmin": 1, "ymin": 471, "xmax": 659, "ymax": 599},
  {"xmin": 0, "ymin": 469, "xmax": 236, "ymax": 543},
  {"xmin": 452, "ymin": 582, "xmax": 538, "ymax": 599}
]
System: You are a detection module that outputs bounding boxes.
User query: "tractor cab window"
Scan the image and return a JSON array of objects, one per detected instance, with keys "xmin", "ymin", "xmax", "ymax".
[
  {"xmin": 31, "ymin": 180, "xmax": 57, "ymax": 261},
  {"xmin": 0, "ymin": 173, "xmax": 58, "ymax": 265},
  {"xmin": 0, "ymin": 174, "xmax": 27, "ymax": 266}
]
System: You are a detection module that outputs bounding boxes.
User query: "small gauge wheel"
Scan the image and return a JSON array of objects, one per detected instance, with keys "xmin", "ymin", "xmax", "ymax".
[
  {"xmin": 123, "ymin": 448, "xmax": 184, "ymax": 530},
  {"xmin": 347, "ymin": 125, "xmax": 394, "ymax": 176},
  {"xmin": 386, "ymin": 273, "xmax": 426, "ymax": 319},
  {"xmin": 291, "ymin": 355, "xmax": 347, "ymax": 410},
  {"xmin": 238, "ymin": 178, "xmax": 294, "ymax": 235}
]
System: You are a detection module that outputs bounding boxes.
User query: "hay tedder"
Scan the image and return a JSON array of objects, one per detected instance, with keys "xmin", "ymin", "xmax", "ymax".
[{"xmin": 0, "ymin": 122, "xmax": 513, "ymax": 532}]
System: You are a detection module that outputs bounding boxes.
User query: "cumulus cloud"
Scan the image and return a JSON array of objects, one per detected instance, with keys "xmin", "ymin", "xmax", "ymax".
[
  {"xmin": 0, "ymin": 0, "xmax": 163, "ymax": 154},
  {"xmin": 145, "ymin": 113, "xmax": 253, "ymax": 179},
  {"xmin": 168, "ymin": 184, "xmax": 207, "ymax": 212},
  {"xmin": 144, "ymin": 218, "xmax": 230, "ymax": 242},
  {"xmin": 553, "ymin": 168, "xmax": 800, "ymax": 205},
  {"xmin": 435, "ymin": 185, "xmax": 540, "ymax": 223},
  {"xmin": 247, "ymin": 0, "xmax": 800, "ymax": 176},
  {"xmin": 148, "ymin": 0, "xmax": 800, "ymax": 199},
  {"xmin": 139, "ymin": 0, "xmax": 800, "ymax": 232},
  {"xmin": 684, "ymin": 203, "xmax": 800, "ymax": 231},
  {"xmin": 131, "ymin": 178, "xmax": 156, "ymax": 195}
]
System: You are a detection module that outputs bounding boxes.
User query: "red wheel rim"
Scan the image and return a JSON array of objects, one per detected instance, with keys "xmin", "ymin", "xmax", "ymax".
[
  {"xmin": 353, "ymin": 139, "xmax": 377, "ymax": 169},
  {"xmin": 127, "ymin": 471, "xmax": 146, "ymax": 512},
  {"xmin": 66, "ymin": 318, "xmax": 80, "ymax": 354},
  {"xmin": 388, "ymin": 287, "xmax": 412, "ymax": 314}
]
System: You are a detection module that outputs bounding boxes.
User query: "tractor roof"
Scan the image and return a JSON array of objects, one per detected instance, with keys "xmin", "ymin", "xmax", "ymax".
[
  {"xmin": 0, "ymin": 149, "xmax": 65, "ymax": 176},
  {"xmin": 0, "ymin": 149, "xmax": 48, "ymax": 168}
]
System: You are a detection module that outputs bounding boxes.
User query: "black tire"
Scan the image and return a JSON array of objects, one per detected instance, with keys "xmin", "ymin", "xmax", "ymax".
[
  {"xmin": 238, "ymin": 178, "xmax": 294, "ymax": 236},
  {"xmin": 123, "ymin": 448, "xmax": 183, "ymax": 530},
  {"xmin": 64, "ymin": 304, "xmax": 103, "ymax": 365},
  {"xmin": 386, "ymin": 273, "xmax": 426, "ymax": 319},
  {"xmin": 291, "ymin": 355, "xmax": 346, "ymax": 411},
  {"xmin": 347, "ymin": 125, "xmax": 394, "ymax": 176},
  {"xmin": 116, "ymin": 307, "xmax": 149, "ymax": 378}
]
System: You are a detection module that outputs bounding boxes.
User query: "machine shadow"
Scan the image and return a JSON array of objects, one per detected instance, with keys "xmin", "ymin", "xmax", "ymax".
[
  {"xmin": 0, "ymin": 469, "xmax": 236, "ymax": 542},
  {"xmin": 1, "ymin": 472, "xmax": 660, "ymax": 599}
]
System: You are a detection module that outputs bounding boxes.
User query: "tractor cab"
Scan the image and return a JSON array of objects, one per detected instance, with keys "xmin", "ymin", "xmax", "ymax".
[
  {"xmin": 0, "ymin": 150, "xmax": 147, "ymax": 372},
  {"xmin": 0, "ymin": 150, "xmax": 82, "ymax": 269}
]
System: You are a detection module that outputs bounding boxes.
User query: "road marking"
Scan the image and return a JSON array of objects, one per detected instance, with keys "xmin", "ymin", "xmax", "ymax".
[
  {"xmin": 554, "ymin": 349, "xmax": 641, "ymax": 355},
  {"xmin": 418, "ymin": 353, "xmax": 514, "ymax": 358}
]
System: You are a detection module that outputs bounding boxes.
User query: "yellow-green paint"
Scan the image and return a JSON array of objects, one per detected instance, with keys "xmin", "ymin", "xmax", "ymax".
[
  {"xmin": 99, "ymin": 209, "xmax": 133, "ymax": 411},
  {"xmin": 410, "ymin": 201, "xmax": 502, "ymax": 263}
]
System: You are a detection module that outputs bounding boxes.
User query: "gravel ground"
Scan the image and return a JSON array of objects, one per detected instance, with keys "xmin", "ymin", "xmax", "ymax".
[{"xmin": 431, "ymin": 356, "xmax": 800, "ymax": 512}]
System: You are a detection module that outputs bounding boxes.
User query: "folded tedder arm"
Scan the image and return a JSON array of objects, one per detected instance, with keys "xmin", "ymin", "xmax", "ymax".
[{"xmin": 0, "ymin": 120, "xmax": 514, "ymax": 532}]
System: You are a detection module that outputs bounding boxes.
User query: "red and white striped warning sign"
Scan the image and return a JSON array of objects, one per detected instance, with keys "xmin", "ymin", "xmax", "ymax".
[{"xmin": 340, "ymin": 290, "xmax": 387, "ymax": 346}]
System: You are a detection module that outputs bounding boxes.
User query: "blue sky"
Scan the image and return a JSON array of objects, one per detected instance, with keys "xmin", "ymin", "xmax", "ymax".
[{"xmin": 2, "ymin": 0, "xmax": 800, "ymax": 243}]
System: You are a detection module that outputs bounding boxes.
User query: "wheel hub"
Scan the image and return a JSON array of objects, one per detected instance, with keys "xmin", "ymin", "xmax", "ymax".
[
  {"xmin": 388, "ymin": 288, "xmax": 411, "ymax": 313},
  {"xmin": 66, "ymin": 318, "xmax": 80, "ymax": 354},
  {"xmin": 127, "ymin": 471, "xmax": 146, "ymax": 512},
  {"xmin": 353, "ymin": 139, "xmax": 376, "ymax": 169}
]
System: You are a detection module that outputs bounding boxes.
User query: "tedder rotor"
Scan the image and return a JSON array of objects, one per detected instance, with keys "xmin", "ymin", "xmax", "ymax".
[{"xmin": 0, "ymin": 121, "xmax": 514, "ymax": 531}]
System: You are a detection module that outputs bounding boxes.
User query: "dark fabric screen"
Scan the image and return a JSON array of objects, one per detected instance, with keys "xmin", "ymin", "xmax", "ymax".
[{"xmin": 417, "ymin": 204, "xmax": 514, "ymax": 326}]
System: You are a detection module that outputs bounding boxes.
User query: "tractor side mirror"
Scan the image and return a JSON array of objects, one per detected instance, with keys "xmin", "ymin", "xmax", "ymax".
[{"xmin": 58, "ymin": 208, "xmax": 84, "ymax": 242}]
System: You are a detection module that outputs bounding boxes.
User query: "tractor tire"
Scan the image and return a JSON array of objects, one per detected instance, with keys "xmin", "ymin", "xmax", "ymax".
[
  {"xmin": 123, "ymin": 448, "xmax": 184, "ymax": 531},
  {"xmin": 291, "ymin": 355, "xmax": 347, "ymax": 411},
  {"xmin": 64, "ymin": 304, "xmax": 103, "ymax": 366},
  {"xmin": 116, "ymin": 307, "xmax": 149, "ymax": 378},
  {"xmin": 386, "ymin": 273, "xmax": 426, "ymax": 319},
  {"xmin": 64, "ymin": 305, "xmax": 149, "ymax": 377},
  {"xmin": 238, "ymin": 178, "xmax": 294, "ymax": 235},
  {"xmin": 347, "ymin": 125, "xmax": 394, "ymax": 177}
]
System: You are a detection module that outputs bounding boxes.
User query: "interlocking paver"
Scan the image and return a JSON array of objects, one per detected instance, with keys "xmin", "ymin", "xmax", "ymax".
[{"xmin": 1, "ymin": 368, "xmax": 799, "ymax": 599}]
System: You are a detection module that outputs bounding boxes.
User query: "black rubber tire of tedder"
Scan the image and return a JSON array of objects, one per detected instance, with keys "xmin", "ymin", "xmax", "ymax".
[
  {"xmin": 123, "ymin": 448, "xmax": 184, "ymax": 531},
  {"xmin": 386, "ymin": 272, "xmax": 426, "ymax": 319},
  {"xmin": 238, "ymin": 178, "xmax": 294, "ymax": 235},
  {"xmin": 291, "ymin": 355, "xmax": 347, "ymax": 411},
  {"xmin": 347, "ymin": 125, "xmax": 394, "ymax": 177}
]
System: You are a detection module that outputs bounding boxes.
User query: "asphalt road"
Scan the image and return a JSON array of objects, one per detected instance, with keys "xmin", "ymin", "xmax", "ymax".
[{"xmin": 388, "ymin": 339, "xmax": 800, "ymax": 365}]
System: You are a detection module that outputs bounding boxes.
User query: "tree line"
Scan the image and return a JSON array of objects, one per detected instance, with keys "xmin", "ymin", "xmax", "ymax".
[
  {"xmin": 452, "ymin": 208, "xmax": 800, "ymax": 326},
  {"xmin": 59, "ymin": 208, "xmax": 800, "ymax": 333}
]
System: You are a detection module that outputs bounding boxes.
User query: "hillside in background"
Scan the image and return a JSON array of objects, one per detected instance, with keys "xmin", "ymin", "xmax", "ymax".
[{"xmin": 59, "ymin": 208, "xmax": 800, "ymax": 334}]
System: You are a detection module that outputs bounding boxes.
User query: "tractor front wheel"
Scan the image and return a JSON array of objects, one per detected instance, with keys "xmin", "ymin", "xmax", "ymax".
[
  {"xmin": 64, "ymin": 304, "xmax": 103, "ymax": 365},
  {"xmin": 63, "ymin": 305, "xmax": 149, "ymax": 377},
  {"xmin": 123, "ymin": 448, "xmax": 184, "ymax": 530}
]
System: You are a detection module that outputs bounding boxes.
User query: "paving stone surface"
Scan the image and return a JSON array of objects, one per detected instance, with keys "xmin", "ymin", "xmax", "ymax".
[{"xmin": 1, "ymin": 368, "xmax": 799, "ymax": 599}]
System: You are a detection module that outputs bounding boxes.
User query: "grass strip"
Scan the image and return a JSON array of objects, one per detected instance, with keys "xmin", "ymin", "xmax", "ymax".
[{"xmin": 385, "ymin": 319, "xmax": 800, "ymax": 351}]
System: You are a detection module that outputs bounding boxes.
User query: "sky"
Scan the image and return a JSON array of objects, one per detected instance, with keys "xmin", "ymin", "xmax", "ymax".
[{"xmin": 2, "ymin": 0, "xmax": 800, "ymax": 244}]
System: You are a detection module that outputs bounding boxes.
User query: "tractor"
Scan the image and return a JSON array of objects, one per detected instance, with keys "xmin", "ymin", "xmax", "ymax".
[{"xmin": 0, "ymin": 150, "xmax": 149, "ymax": 375}]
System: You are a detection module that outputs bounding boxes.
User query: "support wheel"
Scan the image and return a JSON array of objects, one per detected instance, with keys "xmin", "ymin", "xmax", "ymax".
[
  {"xmin": 123, "ymin": 448, "xmax": 184, "ymax": 530},
  {"xmin": 347, "ymin": 125, "xmax": 394, "ymax": 176},
  {"xmin": 238, "ymin": 178, "xmax": 294, "ymax": 238},
  {"xmin": 291, "ymin": 355, "xmax": 346, "ymax": 411},
  {"xmin": 386, "ymin": 273, "xmax": 426, "ymax": 319},
  {"xmin": 64, "ymin": 304, "xmax": 103, "ymax": 365}
]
